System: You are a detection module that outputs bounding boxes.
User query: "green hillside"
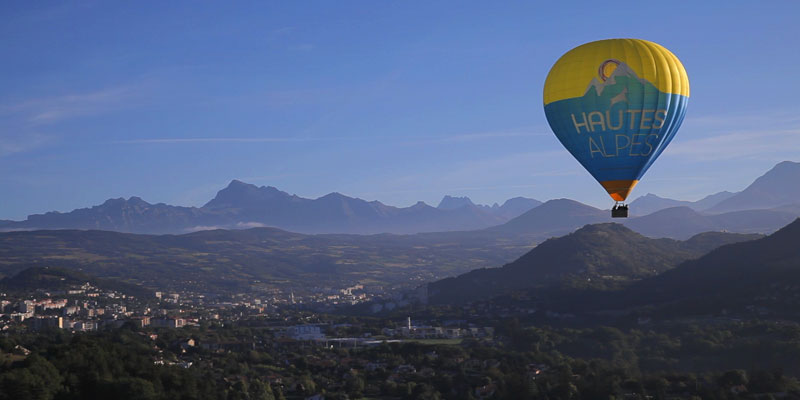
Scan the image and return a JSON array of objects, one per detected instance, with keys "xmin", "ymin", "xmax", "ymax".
[
  {"xmin": 428, "ymin": 223, "xmax": 761, "ymax": 304},
  {"xmin": 0, "ymin": 266, "xmax": 149, "ymax": 298},
  {"xmin": 0, "ymin": 227, "xmax": 539, "ymax": 295}
]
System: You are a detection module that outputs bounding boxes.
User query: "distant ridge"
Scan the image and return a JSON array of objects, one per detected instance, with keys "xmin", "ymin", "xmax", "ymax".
[
  {"xmin": 436, "ymin": 195, "xmax": 541, "ymax": 220},
  {"xmin": 486, "ymin": 199, "xmax": 798, "ymax": 240},
  {"xmin": 624, "ymin": 207, "xmax": 716, "ymax": 237},
  {"xmin": 494, "ymin": 197, "xmax": 543, "ymax": 219},
  {"xmin": 487, "ymin": 199, "xmax": 609, "ymax": 236},
  {"xmin": 630, "ymin": 160, "xmax": 800, "ymax": 216},
  {"xmin": 0, "ymin": 160, "xmax": 797, "ymax": 237},
  {"xmin": 621, "ymin": 206, "xmax": 799, "ymax": 239},
  {"xmin": 203, "ymin": 179, "xmax": 300, "ymax": 210},
  {"xmin": 2, "ymin": 181, "xmax": 535, "ymax": 235},
  {"xmin": 708, "ymin": 161, "xmax": 800, "ymax": 213},
  {"xmin": 19, "ymin": 197, "xmax": 207, "ymax": 234},
  {"xmin": 199, "ymin": 181, "xmax": 507, "ymax": 234},
  {"xmin": 436, "ymin": 195, "xmax": 479, "ymax": 210},
  {"xmin": 628, "ymin": 191, "xmax": 735, "ymax": 215}
]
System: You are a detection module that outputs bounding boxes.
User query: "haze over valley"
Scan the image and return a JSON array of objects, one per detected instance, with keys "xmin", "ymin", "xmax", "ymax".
[{"xmin": 0, "ymin": 160, "xmax": 798, "ymax": 306}]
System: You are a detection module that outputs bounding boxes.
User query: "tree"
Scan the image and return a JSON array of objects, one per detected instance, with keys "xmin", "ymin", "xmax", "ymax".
[
  {"xmin": 718, "ymin": 370, "xmax": 748, "ymax": 388},
  {"xmin": 114, "ymin": 377, "xmax": 158, "ymax": 400},
  {"xmin": 346, "ymin": 374, "xmax": 365, "ymax": 398},
  {"xmin": 248, "ymin": 380, "xmax": 276, "ymax": 400},
  {"xmin": 0, "ymin": 354, "xmax": 63, "ymax": 400}
]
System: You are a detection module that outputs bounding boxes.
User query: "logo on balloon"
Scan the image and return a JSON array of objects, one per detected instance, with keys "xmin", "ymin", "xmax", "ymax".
[{"xmin": 568, "ymin": 60, "xmax": 668, "ymax": 159}]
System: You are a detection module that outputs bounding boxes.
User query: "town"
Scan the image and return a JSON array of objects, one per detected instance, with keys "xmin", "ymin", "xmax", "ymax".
[
  {"xmin": 0, "ymin": 280, "xmax": 537, "ymax": 399},
  {"xmin": 0, "ymin": 279, "xmax": 492, "ymax": 342},
  {"xmin": 4, "ymin": 276, "xmax": 799, "ymax": 399}
]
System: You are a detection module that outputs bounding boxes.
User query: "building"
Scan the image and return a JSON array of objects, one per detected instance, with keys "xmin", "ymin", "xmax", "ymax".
[
  {"xmin": 130, "ymin": 316, "xmax": 151, "ymax": 327},
  {"xmin": 179, "ymin": 338, "xmax": 195, "ymax": 350},
  {"xmin": 285, "ymin": 325, "xmax": 325, "ymax": 340},
  {"xmin": 30, "ymin": 316, "xmax": 63, "ymax": 331},
  {"xmin": 17, "ymin": 300, "xmax": 35, "ymax": 314},
  {"xmin": 73, "ymin": 321, "xmax": 98, "ymax": 331},
  {"xmin": 62, "ymin": 306, "xmax": 79, "ymax": 315},
  {"xmin": 151, "ymin": 317, "xmax": 186, "ymax": 328}
]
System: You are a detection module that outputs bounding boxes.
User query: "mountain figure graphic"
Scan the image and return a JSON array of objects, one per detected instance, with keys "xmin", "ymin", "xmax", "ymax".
[
  {"xmin": 585, "ymin": 62, "xmax": 653, "ymax": 95},
  {"xmin": 609, "ymin": 87, "xmax": 628, "ymax": 106},
  {"xmin": 580, "ymin": 62, "xmax": 661, "ymax": 109}
]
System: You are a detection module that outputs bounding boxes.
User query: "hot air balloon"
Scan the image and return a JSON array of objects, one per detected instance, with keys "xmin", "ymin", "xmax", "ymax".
[{"xmin": 543, "ymin": 39, "xmax": 689, "ymax": 218}]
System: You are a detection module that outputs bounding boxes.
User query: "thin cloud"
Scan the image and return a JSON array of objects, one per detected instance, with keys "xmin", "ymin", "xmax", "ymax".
[
  {"xmin": 184, "ymin": 225, "xmax": 224, "ymax": 233},
  {"xmin": 676, "ymin": 108, "xmax": 800, "ymax": 161},
  {"xmin": 1, "ymin": 85, "xmax": 145, "ymax": 124},
  {"xmin": 265, "ymin": 27, "xmax": 315, "ymax": 52},
  {"xmin": 266, "ymin": 27, "xmax": 296, "ymax": 41},
  {"xmin": 0, "ymin": 133, "xmax": 52, "ymax": 157},
  {"xmin": 236, "ymin": 222, "xmax": 269, "ymax": 229},
  {"xmin": 351, "ymin": 183, "xmax": 547, "ymax": 204},
  {"xmin": 398, "ymin": 129, "xmax": 549, "ymax": 146},
  {"xmin": 447, "ymin": 183, "xmax": 545, "ymax": 191},
  {"xmin": 642, "ymin": 175, "xmax": 716, "ymax": 183},
  {"xmin": 236, "ymin": 173, "xmax": 308, "ymax": 183},
  {"xmin": 117, "ymin": 137, "xmax": 326, "ymax": 144},
  {"xmin": 373, "ymin": 150, "xmax": 567, "ymax": 195},
  {"xmin": 116, "ymin": 129, "xmax": 552, "ymax": 145},
  {"xmin": 666, "ymin": 129, "xmax": 800, "ymax": 161},
  {"xmin": 688, "ymin": 109, "xmax": 800, "ymax": 130},
  {"xmin": 289, "ymin": 43, "xmax": 315, "ymax": 51}
]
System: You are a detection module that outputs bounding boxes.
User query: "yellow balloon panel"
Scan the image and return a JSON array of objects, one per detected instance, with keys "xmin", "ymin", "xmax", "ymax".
[{"xmin": 543, "ymin": 39, "xmax": 689, "ymax": 106}]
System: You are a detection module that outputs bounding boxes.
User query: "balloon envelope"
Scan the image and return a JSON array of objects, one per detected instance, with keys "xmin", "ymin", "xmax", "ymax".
[{"xmin": 543, "ymin": 39, "xmax": 689, "ymax": 201}]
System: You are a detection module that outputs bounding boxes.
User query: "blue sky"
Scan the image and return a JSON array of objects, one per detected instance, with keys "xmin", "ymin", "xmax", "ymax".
[{"xmin": 2, "ymin": 2, "xmax": 799, "ymax": 220}]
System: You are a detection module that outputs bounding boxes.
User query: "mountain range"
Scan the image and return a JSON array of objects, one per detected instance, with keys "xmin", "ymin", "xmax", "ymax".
[
  {"xmin": 0, "ymin": 181, "xmax": 540, "ymax": 235},
  {"xmin": 437, "ymin": 195, "xmax": 542, "ymax": 219},
  {"xmin": 629, "ymin": 160, "xmax": 800, "ymax": 215},
  {"xmin": 0, "ymin": 160, "xmax": 797, "ymax": 238},
  {"xmin": 628, "ymin": 191, "xmax": 736, "ymax": 216},
  {"xmin": 621, "ymin": 205, "xmax": 799, "ymax": 239},
  {"xmin": 708, "ymin": 161, "xmax": 800, "ymax": 212},
  {"xmin": 473, "ymin": 197, "xmax": 797, "ymax": 240}
]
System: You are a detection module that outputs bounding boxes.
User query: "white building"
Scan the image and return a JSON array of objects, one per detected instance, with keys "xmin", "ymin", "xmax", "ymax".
[
  {"xmin": 151, "ymin": 317, "xmax": 186, "ymax": 328},
  {"xmin": 285, "ymin": 325, "xmax": 325, "ymax": 340}
]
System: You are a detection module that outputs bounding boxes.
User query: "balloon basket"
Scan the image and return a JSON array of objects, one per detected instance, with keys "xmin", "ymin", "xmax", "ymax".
[{"xmin": 611, "ymin": 202, "xmax": 628, "ymax": 218}]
